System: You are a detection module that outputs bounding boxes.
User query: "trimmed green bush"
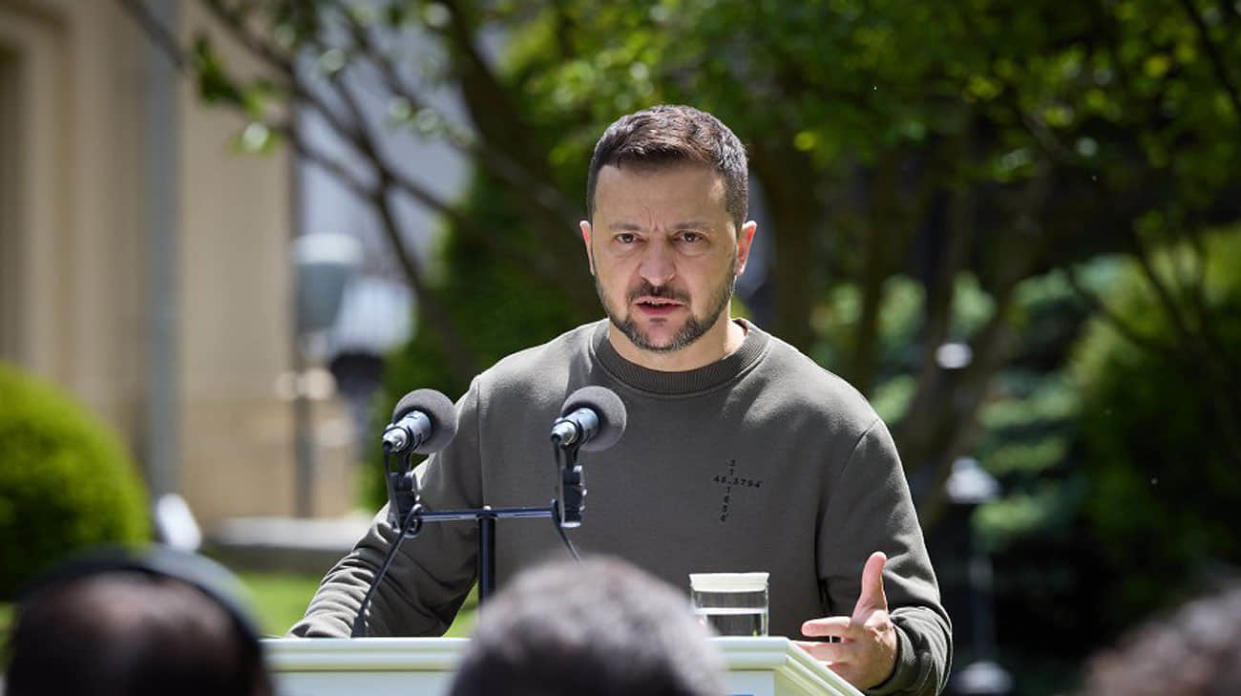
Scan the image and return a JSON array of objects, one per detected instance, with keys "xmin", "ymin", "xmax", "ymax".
[{"xmin": 0, "ymin": 362, "xmax": 150, "ymax": 598}]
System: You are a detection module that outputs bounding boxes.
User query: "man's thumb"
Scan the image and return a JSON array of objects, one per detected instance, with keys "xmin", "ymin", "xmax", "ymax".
[{"xmin": 856, "ymin": 551, "xmax": 889, "ymax": 613}]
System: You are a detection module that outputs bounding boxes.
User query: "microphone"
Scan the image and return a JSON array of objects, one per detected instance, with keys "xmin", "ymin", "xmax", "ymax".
[
  {"xmin": 381, "ymin": 389, "xmax": 458, "ymax": 455},
  {"xmin": 550, "ymin": 386, "xmax": 627, "ymax": 452},
  {"xmin": 551, "ymin": 386, "xmax": 627, "ymax": 529},
  {"xmin": 355, "ymin": 388, "xmax": 458, "ymax": 638}
]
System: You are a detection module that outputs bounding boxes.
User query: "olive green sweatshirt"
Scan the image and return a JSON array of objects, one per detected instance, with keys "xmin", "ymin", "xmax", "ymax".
[{"xmin": 292, "ymin": 319, "xmax": 951, "ymax": 696}]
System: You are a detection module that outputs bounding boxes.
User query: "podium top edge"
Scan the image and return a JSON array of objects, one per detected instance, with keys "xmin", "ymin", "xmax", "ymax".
[
  {"xmin": 262, "ymin": 636, "xmax": 860, "ymax": 695},
  {"xmin": 264, "ymin": 636, "xmax": 816, "ymax": 672}
]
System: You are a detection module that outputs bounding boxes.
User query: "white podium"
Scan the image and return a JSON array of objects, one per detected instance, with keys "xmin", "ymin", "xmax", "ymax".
[{"xmin": 264, "ymin": 637, "xmax": 863, "ymax": 696}]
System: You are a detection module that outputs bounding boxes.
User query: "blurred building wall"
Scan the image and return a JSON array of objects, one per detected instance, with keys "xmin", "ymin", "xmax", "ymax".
[{"xmin": 0, "ymin": 0, "xmax": 355, "ymax": 526}]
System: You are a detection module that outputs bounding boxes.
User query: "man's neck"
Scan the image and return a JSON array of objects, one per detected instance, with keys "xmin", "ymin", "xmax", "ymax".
[{"xmin": 607, "ymin": 313, "xmax": 746, "ymax": 372}]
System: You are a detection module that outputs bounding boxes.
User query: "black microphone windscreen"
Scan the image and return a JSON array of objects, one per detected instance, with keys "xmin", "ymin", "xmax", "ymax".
[
  {"xmin": 560, "ymin": 386, "xmax": 627, "ymax": 452},
  {"xmin": 391, "ymin": 389, "xmax": 459, "ymax": 454}
]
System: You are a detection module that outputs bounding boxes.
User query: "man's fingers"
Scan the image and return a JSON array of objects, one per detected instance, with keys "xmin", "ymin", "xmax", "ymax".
[
  {"xmin": 793, "ymin": 640, "xmax": 849, "ymax": 664},
  {"xmin": 826, "ymin": 660, "xmax": 863, "ymax": 687},
  {"xmin": 855, "ymin": 551, "xmax": 889, "ymax": 615},
  {"xmin": 801, "ymin": 616, "xmax": 852, "ymax": 638}
]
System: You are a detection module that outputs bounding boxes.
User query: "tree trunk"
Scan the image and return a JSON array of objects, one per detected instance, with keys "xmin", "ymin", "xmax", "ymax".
[{"xmin": 749, "ymin": 141, "xmax": 821, "ymax": 353}]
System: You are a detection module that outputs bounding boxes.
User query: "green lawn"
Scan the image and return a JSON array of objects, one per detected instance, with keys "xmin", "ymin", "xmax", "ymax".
[
  {"xmin": 235, "ymin": 570, "xmax": 326, "ymax": 637},
  {"xmin": 0, "ymin": 575, "xmax": 317, "ymax": 639},
  {"xmin": 443, "ymin": 588, "xmax": 479, "ymax": 638},
  {"xmin": 235, "ymin": 570, "xmax": 479, "ymax": 638},
  {"xmin": 0, "ymin": 573, "xmax": 477, "ymax": 639}
]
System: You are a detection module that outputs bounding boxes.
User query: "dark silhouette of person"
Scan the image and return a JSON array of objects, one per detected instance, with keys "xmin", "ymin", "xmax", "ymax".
[
  {"xmin": 4, "ymin": 546, "xmax": 272, "ymax": 696},
  {"xmin": 1082, "ymin": 584, "xmax": 1241, "ymax": 696}
]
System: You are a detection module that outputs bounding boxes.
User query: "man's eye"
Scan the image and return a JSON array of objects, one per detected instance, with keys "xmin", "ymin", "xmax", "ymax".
[
  {"xmin": 616, "ymin": 233, "xmax": 636, "ymax": 244},
  {"xmin": 679, "ymin": 232, "xmax": 703, "ymax": 243}
]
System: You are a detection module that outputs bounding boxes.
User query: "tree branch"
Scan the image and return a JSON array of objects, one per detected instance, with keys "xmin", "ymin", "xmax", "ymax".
[
  {"xmin": 372, "ymin": 177, "xmax": 480, "ymax": 383},
  {"xmin": 196, "ymin": 0, "xmax": 506, "ymax": 248},
  {"xmin": 322, "ymin": 60, "xmax": 484, "ymax": 383},
  {"xmin": 1176, "ymin": 0, "xmax": 1241, "ymax": 128},
  {"xmin": 120, "ymin": 0, "xmax": 487, "ymax": 380},
  {"xmin": 1063, "ymin": 264, "xmax": 1175, "ymax": 358},
  {"xmin": 117, "ymin": 0, "xmax": 188, "ymax": 70},
  {"xmin": 318, "ymin": 27, "xmax": 581, "ymax": 299},
  {"xmin": 116, "ymin": 0, "xmax": 377, "ymax": 204},
  {"xmin": 1130, "ymin": 228, "xmax": 1199, "ymax": 344},
  {"xmin": 200, "ymin": 0, "xmax": 298, "ymax": 75},
  {"xmin": 330, "ymin": 3, "xmax": 582, "ymax": 228}
]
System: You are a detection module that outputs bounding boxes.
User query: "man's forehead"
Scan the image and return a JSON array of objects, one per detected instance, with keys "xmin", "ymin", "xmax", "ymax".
[
  {"xmin": 597, "ymin": 160, "xmax": 723, "ymax": 183},
  {"xmin": 594, "ymin": 163, "xmax": 728, "ymax": 210}
]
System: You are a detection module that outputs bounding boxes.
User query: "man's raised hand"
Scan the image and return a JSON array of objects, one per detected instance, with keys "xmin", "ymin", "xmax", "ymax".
[{"xmin": 795, "ymin": 551, "xmax": 899, "ymax": 690}]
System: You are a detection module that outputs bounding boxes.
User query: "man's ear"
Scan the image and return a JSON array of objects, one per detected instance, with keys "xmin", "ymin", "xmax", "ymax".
[
  {"xmin": 580, "ymin": 220, "xmax": 596, "ymax": 276},
  {"xmin": 735, "ymin": 220, "xmax": 758, "ymax": 275}
]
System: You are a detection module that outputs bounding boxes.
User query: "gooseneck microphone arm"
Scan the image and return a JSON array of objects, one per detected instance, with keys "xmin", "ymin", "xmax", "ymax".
[
  {"xmin": 353, "ymin": 389, "xmax": 456, "ymax": 638},
  {"xmin": 352, "ymin": 453, "xmax": 423, "ymax": 638}
]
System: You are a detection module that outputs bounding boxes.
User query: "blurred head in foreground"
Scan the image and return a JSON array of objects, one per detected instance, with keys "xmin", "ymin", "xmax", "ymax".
[
  {"xmin": 3, "ymin": 546, "xmax": 272, "ymax": 696},
  {"xmin": 1082, "ymin": 584, "xmax": 1241, "ymax": 696},
  {"xmin": 449, "ymin": 556, "xmax": 724, "ymax": 696}
]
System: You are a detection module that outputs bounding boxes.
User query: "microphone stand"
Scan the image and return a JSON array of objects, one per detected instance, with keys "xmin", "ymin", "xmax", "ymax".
[
  {"xmin": 410, "ymin": 503, "xmax": 563, "ymax": 602},
  {"xmin": 354, "ymin": 442, "xmax": 583, "ymax": 636},
  {"xmin": 555, "ymin": 439, "xmax": 586, "ymax": 529}
]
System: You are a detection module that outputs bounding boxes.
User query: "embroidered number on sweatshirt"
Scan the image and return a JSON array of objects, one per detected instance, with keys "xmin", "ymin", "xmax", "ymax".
[{"xmin": 712, "ymin": 459, "xmax": 764, "ymax": 522}]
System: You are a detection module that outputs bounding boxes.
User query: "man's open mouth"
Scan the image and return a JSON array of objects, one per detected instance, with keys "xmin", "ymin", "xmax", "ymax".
[{"xmin": 633, "ymin": 297, "xmax": 686, "ymax": 315}]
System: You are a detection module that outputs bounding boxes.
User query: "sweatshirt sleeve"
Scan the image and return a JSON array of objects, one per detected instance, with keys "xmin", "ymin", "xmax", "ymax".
[
  {"xmin": 818, "ymin": 418, "xmax": 953, "ymax": 696},
  {"xmin": 288, "ymin": 380, "xmax": 485, "ymax": 638}
]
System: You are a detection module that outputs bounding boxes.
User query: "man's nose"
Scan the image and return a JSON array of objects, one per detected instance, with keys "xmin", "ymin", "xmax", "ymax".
[{"xmin": 637, "ymin": 238, "xmax": 676, "ymax": 286}]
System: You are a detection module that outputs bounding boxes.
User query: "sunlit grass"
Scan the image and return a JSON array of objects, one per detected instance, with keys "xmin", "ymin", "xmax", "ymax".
[
  {"xmin": 237, "ymin": 570, "xmax": 479, "ymax": 638},
  {"xmin": 0, "ymin": 573, "xmax": 478, "ymax": 640},
  {"xmin": 235, "ymin": 570, "xmax": 324, "ymax": 637},
  {"xmin": 443, "ymin": 586, "xmax": 479, "ymax": 638}
]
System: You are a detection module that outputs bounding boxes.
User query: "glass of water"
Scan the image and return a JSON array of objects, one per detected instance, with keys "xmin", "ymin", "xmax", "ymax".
[{"xmin": 689, "ymin": 572, "xmax": 769, "ymax": 636}]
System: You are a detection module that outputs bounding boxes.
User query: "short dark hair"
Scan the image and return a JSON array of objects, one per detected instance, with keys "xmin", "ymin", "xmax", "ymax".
[
  {"xmin": 4, "ymin": 547, "xmax": 272, "ymax": 696},
  {"xmin": 1082, "ymin": 584, "xmax": 1241, "ymax": 696},
  {"xmin": 587, "ymin": 105, "xmax": 749, "ymax": 230},
  {"xmin": 449, "ymin": 557, "xmax": 725, "ymax": 696}
]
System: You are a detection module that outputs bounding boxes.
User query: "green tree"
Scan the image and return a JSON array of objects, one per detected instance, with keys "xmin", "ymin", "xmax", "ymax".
[
  {"xmin": 500, "ymin": 0, "xmax": 1241, "ymax": 522},
  {"xmin": 1074, "ymin": 228, "xmax": 1241, "ymax": 625},
  {"xmin": 122, "ymin": 0, "xmax": 1241, "ymax": 555}
]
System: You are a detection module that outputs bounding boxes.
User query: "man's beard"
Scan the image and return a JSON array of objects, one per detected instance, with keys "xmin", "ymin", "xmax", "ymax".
[{"xmin": 596, "ymin": 265, "xmax": 737, "ymax": 354}]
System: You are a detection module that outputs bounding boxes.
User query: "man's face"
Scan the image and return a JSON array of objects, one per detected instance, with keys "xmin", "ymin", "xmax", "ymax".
[{"xmin": 582, "ymin": 163, "xmax": 755, "ymax": 353}]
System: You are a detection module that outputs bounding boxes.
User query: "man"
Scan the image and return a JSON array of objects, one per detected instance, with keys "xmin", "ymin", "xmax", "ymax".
[
  {"xmin": 449, "ymin": 556, "xmax": 725, "ymax": 696},
  {"xmin": 293, "ymin": 105, "xmax": 951, "ymax": 696}
]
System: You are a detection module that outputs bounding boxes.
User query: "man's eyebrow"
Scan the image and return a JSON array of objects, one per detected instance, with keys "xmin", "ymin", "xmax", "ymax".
[{"xmin": 606, "ymin": 221, "xmax": 713, "ymax": 231}]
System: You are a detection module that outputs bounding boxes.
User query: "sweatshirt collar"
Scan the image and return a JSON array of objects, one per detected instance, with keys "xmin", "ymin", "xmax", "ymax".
[{"xmin": 591, "ymin": 318, "xmax": 769, "ymax": 395}]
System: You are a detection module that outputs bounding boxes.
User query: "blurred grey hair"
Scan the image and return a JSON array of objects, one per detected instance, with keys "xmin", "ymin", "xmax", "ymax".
[
  {"xmin": 1082, "ymin": 584, "xmax": 1241, "ymax": 696},
  {"xmin": 449, "ymin": 556, "xmax": 726, "ymax": 696}
]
